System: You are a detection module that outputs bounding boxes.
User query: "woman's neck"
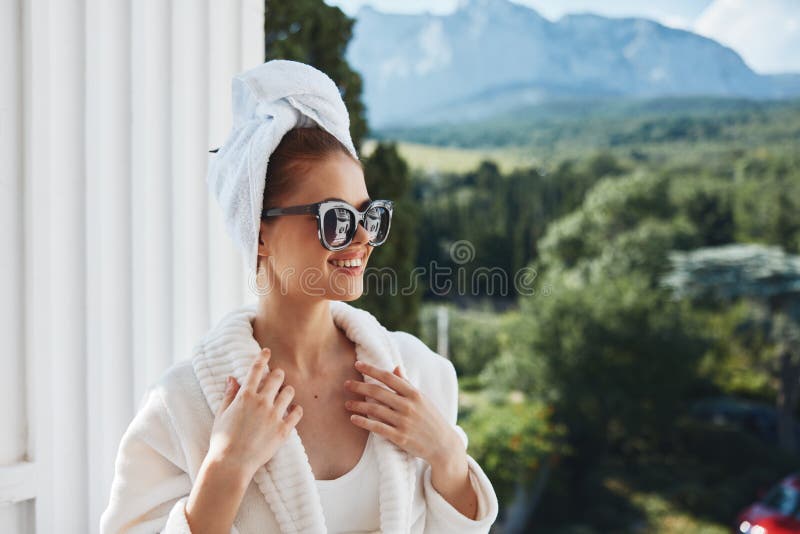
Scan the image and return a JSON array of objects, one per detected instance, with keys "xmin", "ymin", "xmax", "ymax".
[{"xmin": 250, "ymin": 296, "xmax": 348, "ymax": 379}]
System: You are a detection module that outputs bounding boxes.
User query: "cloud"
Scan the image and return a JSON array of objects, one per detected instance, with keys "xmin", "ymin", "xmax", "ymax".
[{"xmin": 694, "ymin": 0, "xmax": 800, "ymax": 74}]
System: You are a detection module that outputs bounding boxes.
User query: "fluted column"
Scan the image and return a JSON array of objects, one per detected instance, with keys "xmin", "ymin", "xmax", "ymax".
[
  {"xmin": 85, "ymin": 0, "xmax": 133, "ymax": 526},
  {"xmin": 0, "ymin": 0, "xmax": 32, "ymax": 530},
  {"xmin": 22, "ymin": 0, "xmax": 56, "ymax": 531},
  {"xmin": 49, "ymin": 0, "xmax": 88, "ymax": 530},
  {"xmin": 171, "ymin": 0, "xmax": 211, "ymax": 362},
  {"xmin": 208, "ymin": 0, "xmax": 250, "ymax": 325},
  {"xmin": 3, "ymin": 1, "xmax": 265, "ymax": 531},
  {"xmin": 131, "ymin": 0, "xmax": 175, "ymax": 400}
]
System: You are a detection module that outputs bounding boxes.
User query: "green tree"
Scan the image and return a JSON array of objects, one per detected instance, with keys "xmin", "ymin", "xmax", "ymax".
[
  {"xmin": 459, "ymin": 399, "xmax": 570, "ymax": 509},
  {"xmin": 733, "ymin": 153, "xmax": 800, "ymax": 253},
  {"xmin": 356, "ymin": 142, "xmax": 421, "ymax": 334},
  {"xmin": 536, "ymin": 171, "xmax": 696, "ymax": 283},
  {"xmin": 663, "ymin": 243, "xmax": 800, "ymax": 453},
  {"xmin": 670, "ymin": 175, "xmax": 735, "ymax": 246},
  {"xmin": 483, "ymin": 274, "xmax": 708, "ymax": 456}
]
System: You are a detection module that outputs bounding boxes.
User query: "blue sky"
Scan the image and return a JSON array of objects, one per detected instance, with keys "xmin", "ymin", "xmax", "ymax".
[{"xmin": 323, "ymin": 0, "xmax": 800, "ymax": 74}]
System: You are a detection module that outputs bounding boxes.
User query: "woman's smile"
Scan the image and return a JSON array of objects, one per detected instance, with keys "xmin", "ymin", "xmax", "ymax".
[{"xmin": 327, "ymin": 249, "xmax": 368, "ymax": 275}]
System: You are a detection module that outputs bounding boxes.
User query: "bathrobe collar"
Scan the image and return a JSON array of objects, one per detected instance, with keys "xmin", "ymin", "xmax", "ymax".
[{"xmin": 191, "ymin": 299, "xmax": 416, "ymax": 533}]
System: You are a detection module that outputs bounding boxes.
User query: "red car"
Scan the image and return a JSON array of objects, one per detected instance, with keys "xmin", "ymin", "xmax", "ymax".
[{"xmin": 736, "ymin": 474, "xmax": 800, "ymax": 533}]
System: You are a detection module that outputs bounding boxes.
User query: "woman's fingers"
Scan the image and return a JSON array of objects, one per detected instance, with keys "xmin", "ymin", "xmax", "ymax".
[
  {"xmin": 345, "ymin": 380, "xmax": 407, "ymax": 411},
  {"xmin": 245, "ymin": 348, "xmax": 271, "ymax": 391},
  {"xmin": 354, "ymin": 361, "xmax": 417, "ymax": 398},
  {"xmin": 345, "ymin": 399, "xmax": 402, "ymax": 427},
  {"xmin": 282, "ymin": 404, "xmax": 304, "ymax": 433},
  {"xmin": 259, "ymin": 366, "xmax": 285, "ymax": 399},
  {"xmin": 273, "ymin": 384, "xmax": 296, "ymax": 416}
]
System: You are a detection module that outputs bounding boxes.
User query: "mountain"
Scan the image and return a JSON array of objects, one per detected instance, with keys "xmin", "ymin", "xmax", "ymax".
[{"xmin": 345, "ymin": 0, "xmax": 800, "ymax": 129}]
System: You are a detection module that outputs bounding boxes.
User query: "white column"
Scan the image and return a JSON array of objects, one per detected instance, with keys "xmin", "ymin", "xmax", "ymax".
[
  {"xmin": 85, "ymin": 0, "xmax": 133, "ymax": 527},
  {"xmin": 22, "ymin": 0, "xmax": 55, "ymax": 531},
  {"xmin": 208, "ymin": 0, "xmax": 249, "ymax": 325},
  {"xmin": 0, "ymin": 0, "xmax": 23, "ymax": 464},
  {"xmin": 171, "ymin": 0, "xmax": 211, "ymax": 362},
  {"xmin": 49, "ymin": 0, "xmax": 88, "ymax": 530},
  {"xmin": 242, "ymin": 0, "xmax": 266, "ymax": 68},
  {"xmin": 131, "ymin": 0, "xmax": 174, "ymax": 400},
  {"xmin": 3, "ymin": 1, "xmax": 265, "ymax": 531},
  {"xmin": 0, "ymin": 0, "xmax": 33, "ymax": 530}
]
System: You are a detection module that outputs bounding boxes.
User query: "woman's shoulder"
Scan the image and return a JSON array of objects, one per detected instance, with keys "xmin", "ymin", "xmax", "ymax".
[
  {"xmin": 153, "ymin": 359, "xmax": 202, "ymax": 401},
  {"xmin": 139, "ymin": 358, "xmax": 211, "ymax": 430},
  {"xmin": 387, "ymin": 330, "xmax": 450, "ymax": 371}
]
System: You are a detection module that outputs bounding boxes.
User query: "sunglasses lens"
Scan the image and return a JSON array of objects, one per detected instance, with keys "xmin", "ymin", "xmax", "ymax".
[
  {"xmin": 365, "ymin": 205, "xmax": 391, "ymax": 244},
  {"xmin": 322, "ymin": 207, "xmax": 356, "ymax": 248}
]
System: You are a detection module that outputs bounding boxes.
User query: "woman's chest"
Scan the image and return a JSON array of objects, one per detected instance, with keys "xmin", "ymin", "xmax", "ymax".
[{"xmin": 289, "ymin": 370, "xmax": 372, "ymax": 481}]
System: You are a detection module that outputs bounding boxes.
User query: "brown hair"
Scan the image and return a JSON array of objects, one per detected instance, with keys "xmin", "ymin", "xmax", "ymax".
[
  {"xmin": 258, "ymin": 126, "xmax": 362, "ymax": 269},
  {"xmin": 262, "ymin": 126, "xmax": 361, "ymax": 211}
]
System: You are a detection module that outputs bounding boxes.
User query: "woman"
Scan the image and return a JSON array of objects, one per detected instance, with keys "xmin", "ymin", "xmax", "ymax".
[{"xmin": 100, "ymin": 60, "xmax": 499, "ymax": 534}]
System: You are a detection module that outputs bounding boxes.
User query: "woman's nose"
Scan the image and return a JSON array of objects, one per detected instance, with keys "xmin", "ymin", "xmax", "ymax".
[{"xmin": 351, "ymin": 219, "xmax": 371, "ymax": 245}]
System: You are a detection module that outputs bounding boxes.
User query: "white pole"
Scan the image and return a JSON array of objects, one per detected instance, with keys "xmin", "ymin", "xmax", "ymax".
[
  {"xmin": 171, "ymin": 0, "xmax": 211, "ymax": 362},
  {"xmin": 208, "ymin": 0, "xmax": 249, "ymax": 324},
  {"xmin": 131, "ymin": 0, "xmax": 175, "ymax": 400},
  {"xmin": 85, "ymin": 0, "xmax": 134, "ymax": 526},
  {"xmin": 23, "ymin": 0, "xmax": 55, "ymax": 530},
  {"xmin": 50, "ymin": 0, "xmax": 88, "ymax": 529},
  {"xmin": 1, "ymin": 0, "xmax": 29, "ymax": 529},
  {"xmin": 437, "ymin": 305, "xmax": 449, "ymax": 360}
]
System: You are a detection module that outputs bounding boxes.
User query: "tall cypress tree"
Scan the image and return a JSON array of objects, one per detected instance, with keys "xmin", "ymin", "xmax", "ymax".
[{"xmin": 360, "ymin": 142, "xmax": 421, "ymax": 335}]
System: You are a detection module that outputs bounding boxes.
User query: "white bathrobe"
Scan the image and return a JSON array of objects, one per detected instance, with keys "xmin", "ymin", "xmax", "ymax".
[{"xmin": 99, "ymin": 299, "xmax": 500, "ymax": 533}]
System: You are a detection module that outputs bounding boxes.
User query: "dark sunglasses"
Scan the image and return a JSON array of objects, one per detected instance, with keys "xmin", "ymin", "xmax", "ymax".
[{"xmin": 261, "ymin": 198, "xmax": 394, "ymax": 251}]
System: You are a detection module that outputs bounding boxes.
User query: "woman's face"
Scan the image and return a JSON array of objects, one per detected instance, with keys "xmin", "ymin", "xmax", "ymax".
[{"xmin": 256, "ymin": 150, "xmax": 375, "ymax": 302}]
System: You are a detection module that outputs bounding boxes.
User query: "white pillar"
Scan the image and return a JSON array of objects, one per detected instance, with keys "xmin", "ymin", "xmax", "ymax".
[
  {"xmin": 242, "ymin": 0, "xmax": 266, "ymax": 68},
  {"xmin": 208, "ymin": 0, "xmax": 249, "ymax": 325},
  {"xmin": 49, "ymin": 0, "xmax": 88, "ymax": 530},
  {"xmin": 85, "ymin": 0, "xmax": 133, "ymax": 526},
  {"xmin": 0, "ymin": 0, "xmax": 32, "ymax": 529},
  {"xmin": 22, "ymin": 0, "xmax": 55, "ymax": 531},
  {"xmin": 3, "ymin": 1, "xmax": 265, "ymax": 531},
  {"xmin": 171, "ymin": 0, "xmax": 211, "ymax": 362},
  {"xmin": 131, "ymin": 0, "xmax": 175, "ymax": 400}
]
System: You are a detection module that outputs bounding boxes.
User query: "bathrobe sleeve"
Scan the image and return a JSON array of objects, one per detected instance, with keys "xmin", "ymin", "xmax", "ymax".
[
  {"xmin": 99, "ymin": 386, "xmax": 240, "ymax": 534},
  {"xmin": 421, "ymin": 357, "xmax": 500, "ymax": 533}
]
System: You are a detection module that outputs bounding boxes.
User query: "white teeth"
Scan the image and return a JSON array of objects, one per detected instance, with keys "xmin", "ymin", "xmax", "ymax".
[{"xmin": 330, "ymin": 257, "xmax": 362, "ymax": 268}]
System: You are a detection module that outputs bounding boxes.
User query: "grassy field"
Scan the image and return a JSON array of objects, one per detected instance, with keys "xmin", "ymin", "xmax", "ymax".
[
  {"xmin": 364, "ymin": 96, "xmax": 800, "ymax": 174},
  {"xmin": 360, "ymin": 138, "xmax": 540, "ymax": 174}
]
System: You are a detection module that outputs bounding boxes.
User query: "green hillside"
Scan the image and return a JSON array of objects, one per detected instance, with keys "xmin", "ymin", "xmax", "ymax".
[{"xmin": 366, "ymin": 96, "xmax": 800, "ymax": 172}]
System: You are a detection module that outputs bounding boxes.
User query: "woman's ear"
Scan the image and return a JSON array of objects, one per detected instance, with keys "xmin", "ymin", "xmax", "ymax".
[{"xmin": 258, "ymin": 221, "xmax": 267, "ymax": 249}]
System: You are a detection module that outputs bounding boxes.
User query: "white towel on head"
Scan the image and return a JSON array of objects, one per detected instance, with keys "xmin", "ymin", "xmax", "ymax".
[{"xmin": 207, "ymin": 59, "xmax": 359, "ymax": 274}]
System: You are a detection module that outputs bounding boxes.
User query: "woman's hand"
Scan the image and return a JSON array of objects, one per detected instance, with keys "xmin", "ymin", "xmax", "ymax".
[
  {"xmin": 207, "ymin": 348, "xmax": 304, "ymax": 479},
  {"xmin": 343, "ymin": 361, "xmax": 461, "ymax": 466}
]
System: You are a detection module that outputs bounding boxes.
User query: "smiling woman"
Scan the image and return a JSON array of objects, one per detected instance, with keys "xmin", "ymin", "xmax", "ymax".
[{"xmin": 99, "ymin": 59, "xmax": 499, "ymax": 534}]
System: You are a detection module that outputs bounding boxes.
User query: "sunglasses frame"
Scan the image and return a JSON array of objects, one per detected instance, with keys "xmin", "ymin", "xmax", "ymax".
[{"xmin": 261, "ymin": 198, "xmax": 394, "ymax": 251}]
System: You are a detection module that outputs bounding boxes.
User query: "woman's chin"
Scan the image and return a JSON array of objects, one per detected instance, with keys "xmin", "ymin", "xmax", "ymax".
[
  {"xmin": 325, "ymin": 280, "xmax": 364, "ymax": 301},
  {"xmin": 331, "ymin": 292, "xmax": 362, "ymax": 302}
]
